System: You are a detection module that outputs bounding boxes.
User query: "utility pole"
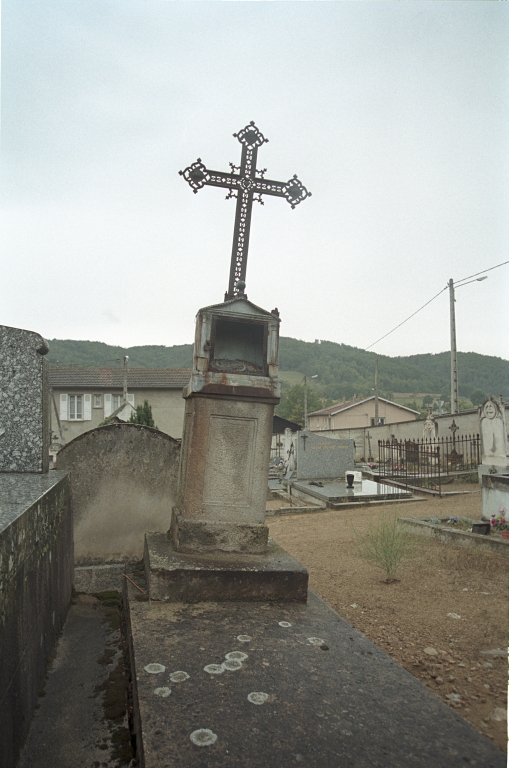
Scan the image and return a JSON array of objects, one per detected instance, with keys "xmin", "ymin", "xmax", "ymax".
[
  {"xmin": 303, "ymin": 374, "xmax": 318, "ymax": 429},
  {"xmin": 123, "ymin": 355, "xmax": 129, "ymax": 403},
  {"xmin": 449, "ymin": 279, "xmax": 458, "ymax": 415},
  {"xmin": 374, "ymin": 357, "xmax": 379, "ymax": 424}
]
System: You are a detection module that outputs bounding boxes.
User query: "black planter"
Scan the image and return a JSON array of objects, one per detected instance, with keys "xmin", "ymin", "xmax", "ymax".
[
  {"xmin": 346, "ymin": 473, "xmax": 354, "ymax": 488},
  {"xmin": 471, "ymin": 521, "xmax": 490, "ymax": 536}
]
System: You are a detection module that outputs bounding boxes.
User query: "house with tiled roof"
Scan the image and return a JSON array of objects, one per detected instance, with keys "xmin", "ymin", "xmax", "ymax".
[
  {"xmin": 307, "ymin": 396, "xmax": 419, "ymax": 431},
  {"xmin": 49, "ymin": 366, "xmax": 191, "ymax": 450}
]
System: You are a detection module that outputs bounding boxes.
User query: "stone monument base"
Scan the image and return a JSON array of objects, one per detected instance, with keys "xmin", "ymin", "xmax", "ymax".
[
  {"xmin": 478, "ymin": 462, "xmax": 509, "ymax": 480},
  {"xmin": 145, "ymin": 532, "xmax": 308, "ymax": 603},
  {"xmin": 169, "ymin": 511, "xmax": 269, "ymax": 554}
]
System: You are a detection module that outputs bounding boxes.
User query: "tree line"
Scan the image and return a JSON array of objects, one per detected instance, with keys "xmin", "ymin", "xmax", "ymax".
[{"xmin": 46, "ymin": 337, "xmax": 509, "ymax": 403}]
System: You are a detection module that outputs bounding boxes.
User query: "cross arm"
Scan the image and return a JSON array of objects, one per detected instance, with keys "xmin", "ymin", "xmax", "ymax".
[
  {"xmin": 179, "ymin": 159, "xmax": 237, "ymax": 194},
  {"xmin": 253, "ymin": 174, "xmax": 311, "ymax": 209}
]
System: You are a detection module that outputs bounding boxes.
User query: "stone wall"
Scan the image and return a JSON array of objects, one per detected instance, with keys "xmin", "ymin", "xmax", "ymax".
[
  {"xmin": 56, "ymin": 424, "xmax": 180, "ymax": 589},
  {"xmin": 0, "ymin": 472, "xmax": 72, "ymax": 768},
  {"xmin": 316, "ymin": 407, "xmax": 509, "ymax": 462}
]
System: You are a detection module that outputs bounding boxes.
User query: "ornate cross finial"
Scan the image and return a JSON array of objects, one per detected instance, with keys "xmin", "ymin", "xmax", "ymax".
[{"xmin": 180, "ymin": 122, "xmax": 311, "ymax": 300}]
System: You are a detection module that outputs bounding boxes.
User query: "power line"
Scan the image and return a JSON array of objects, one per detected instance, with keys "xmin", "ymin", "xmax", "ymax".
[
  {"xmin": 364, "ymin": 286, "xmax": 448, "ymax": 352},
  {"xmin": 365, "ymin": 260, "xmax": 508, "ymax": 354},
  {"xmin": 454, "ymin": 260, "xmax": 508, "ymax": 287}
]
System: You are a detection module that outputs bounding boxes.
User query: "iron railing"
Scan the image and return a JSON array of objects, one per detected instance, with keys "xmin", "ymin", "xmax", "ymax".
[{"xmin": 377, "ymin": 435, "xmax": 480, "ymax": 495}]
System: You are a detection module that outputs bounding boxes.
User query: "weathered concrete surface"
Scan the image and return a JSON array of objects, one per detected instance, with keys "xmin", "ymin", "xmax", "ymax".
[
  {"xmin": 172, "ymin": 396, "xmax": 273, "ymax": 554},
  {"xmin": 57, "ymin": 423, "xmax": 180, "ymax": 566},
  {"xmin": 0, "ymin": 472, "xmax": 72, "ymax": 768},
  {"xmin": 18, "ymin": 599, "xmax": 132, "ymax": 768},
  {"xmin": 0, "ymin": 324, "xmax": 49, "ymax": 473},
  {"xmin": 145, "ymin": 533, "xmax": 308, "ymax": 603},
  {"xmin": 125, "ymin": 587, "xmax": 504, "ymax": 768},
  {"xmin": 398, "ymin": 516, "xmax": 509, "ymax": 557}
]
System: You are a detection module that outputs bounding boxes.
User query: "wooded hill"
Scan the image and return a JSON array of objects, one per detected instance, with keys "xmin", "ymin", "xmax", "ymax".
[{"xmin": 46, "ymin": 337, "xmax": 509, "ymax": 402}]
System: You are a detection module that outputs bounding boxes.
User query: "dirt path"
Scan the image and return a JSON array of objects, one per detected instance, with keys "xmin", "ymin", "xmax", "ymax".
[{"xmin": 268, "ymin": 490, "xmax": 508, "ymax": 752}]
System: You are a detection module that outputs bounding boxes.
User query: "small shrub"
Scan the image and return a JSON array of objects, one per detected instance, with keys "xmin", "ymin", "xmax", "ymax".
[{"xmin": 352, "ymin": 514, "xmax": 421, "ymax": 583}]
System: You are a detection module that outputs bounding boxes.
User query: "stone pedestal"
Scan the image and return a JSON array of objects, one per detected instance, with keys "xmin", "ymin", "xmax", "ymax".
[
  {"xmin": 145, "ymin": 296, "xmax": 308, "ymax": 602},
  {"xmin": 170, "ymin": 395, "xmax": 273, "ymax": 554},
  {"xmin": 168, "ymin": 296, "xmax": 280, "ymax": 557}
]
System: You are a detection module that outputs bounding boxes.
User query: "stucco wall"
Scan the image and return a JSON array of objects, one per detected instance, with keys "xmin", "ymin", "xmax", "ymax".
[
  {"xmin": 51, "ymin": 386, "xmax": 186, "ymax": 444},
  {"xmin": 56, "ymin": 423, "xmax": 180, "ymax": 563},
  {"xmin": 0, "ymin": 472, "xmax": 72, "ymax": 768},
  {"xmin": 309, "ymin": 400, "xmax": 418, "ymax": 431}
]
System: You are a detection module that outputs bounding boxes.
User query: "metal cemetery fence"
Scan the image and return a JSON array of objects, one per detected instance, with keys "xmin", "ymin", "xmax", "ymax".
[{"xmin": 377, "ymin": 435, "xmax": 480, "ymax": 496}]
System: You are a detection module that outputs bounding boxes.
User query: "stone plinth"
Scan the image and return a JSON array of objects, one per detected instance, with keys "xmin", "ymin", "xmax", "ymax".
[
  {"xmin": 146, "ymin": 532, "xmax": 308, "ymax": 602},
  {"xmin": 125, "ymin": 587, "xmax": 504, "ymax": 768},
  {"xmin": 481, "ymin": 473, "xmax": 509, "ymax": 521},
  {"xmin": 171, "ymin": 395, "xmax": 274, "ymax": 554},
  {"xmin": 0, "ymin": 325, "xmax": 49, "ymax": 473}
]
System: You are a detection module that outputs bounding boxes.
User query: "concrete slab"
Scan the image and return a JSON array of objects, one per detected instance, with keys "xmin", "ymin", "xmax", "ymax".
[
  {"xmin": 17, "ymin": 599, "xmax": 131, "ymax": 768},
  {"xmin": 126, "ymin": 588, "xmax": 504, "ymax": 768},
  {"xmin": 145, "ymin": 533, "xmax": 308, "ymax": 602}
]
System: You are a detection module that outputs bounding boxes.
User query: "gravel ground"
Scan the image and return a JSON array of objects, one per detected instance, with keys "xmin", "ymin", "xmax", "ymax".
[{"xmin": 268, "ymin": 489, "xmax": 508, "ymax": 753}]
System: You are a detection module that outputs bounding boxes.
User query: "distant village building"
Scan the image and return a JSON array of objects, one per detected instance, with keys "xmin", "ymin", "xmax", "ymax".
[
  {"xmin": 49, "ymin": 367, "xmax": 191, "ymax": 453},
  {"xmin": 307, "ymin": 396, "xmax": 420, "ymax": 431}
]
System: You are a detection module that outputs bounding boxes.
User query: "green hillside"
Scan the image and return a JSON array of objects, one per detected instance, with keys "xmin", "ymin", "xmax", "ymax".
[{"xmin": 46, "ymin": 337, "xmax": 509, "ymax": 402}]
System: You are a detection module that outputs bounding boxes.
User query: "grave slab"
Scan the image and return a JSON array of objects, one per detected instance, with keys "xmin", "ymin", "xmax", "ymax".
[
  {"xmin": 125, "ymin": 587, "xmax": 504, "ymax": 768},
  {"xmin": 145, "ymin": 532, "xmax": 308, "ymax": 603},
  {"xmin": 290, "ymin": 478, "xmax": 413, "ymax": 507}
]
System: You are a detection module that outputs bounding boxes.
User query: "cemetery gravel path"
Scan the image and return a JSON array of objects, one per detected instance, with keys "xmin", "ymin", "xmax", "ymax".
[
  {"xmin": 18, "ymin": 595, "xmax": 134, "ymax": 768},
  {"xmin": 268, "ymin": 489, "xmax": 508, "ymax": 753}
]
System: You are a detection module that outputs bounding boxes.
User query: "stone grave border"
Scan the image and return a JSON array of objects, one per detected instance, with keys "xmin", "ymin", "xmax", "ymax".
[{"xmin": 398, "ymin": 516, "xmax": 509, "ymax": 558}]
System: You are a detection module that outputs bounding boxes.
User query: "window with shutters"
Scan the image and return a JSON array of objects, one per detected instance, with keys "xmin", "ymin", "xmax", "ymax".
[
  {"xmin": 112, "ymin": 394, "xmax": 123, "ymax": 411},
  {"xmin": 69, "ymin": 395, "xmax": 83, "ymax": 420}
]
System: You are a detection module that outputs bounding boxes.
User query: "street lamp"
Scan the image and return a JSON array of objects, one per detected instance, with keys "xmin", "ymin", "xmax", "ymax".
[
  {"xmin": 449, "ymin": 275, "xmax": 487, "ymax": 414},
  {"xmin": 303, "ymin": 374, "xmax": 318, "ymax": 428}
]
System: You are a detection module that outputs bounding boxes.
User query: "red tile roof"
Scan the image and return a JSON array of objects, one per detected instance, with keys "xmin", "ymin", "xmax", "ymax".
[{"xmin": 48, "ymin": 366, "xmax": 191, "ymax": 389}]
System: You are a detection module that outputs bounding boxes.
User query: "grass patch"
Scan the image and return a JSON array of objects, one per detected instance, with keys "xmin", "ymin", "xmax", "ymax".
[{"xmin": 352, "ymin": 514, "xmax": 422, "ymax": 583}]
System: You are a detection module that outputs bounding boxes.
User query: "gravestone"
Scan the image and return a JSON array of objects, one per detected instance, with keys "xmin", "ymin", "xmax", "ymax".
[
  {"xmin": 0, "ymin": 325, "xmax": 50, "ymax": 473},
  {"xmin": 144, "ymin": 122, "xmax": 310, "ymax": 602},
  {"xmin": 296, "ymin": 431, "xmax": 355, "ymax": 480},
  {"xmin": 284, "ymin": 427, "xmax": 295, "ymax": 472},
  {"xmin": 422, "ymin": 410, "xmax": 437, "ymax": 440},
  {"xmin": 478, "ymin": 396, "xmax": 509, "ymax": 477}
]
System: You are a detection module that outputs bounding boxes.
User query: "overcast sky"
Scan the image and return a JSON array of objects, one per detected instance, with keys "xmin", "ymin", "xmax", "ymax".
[{"xmin": 2, "ymin": 1, "xmax": 508, "ymax": 360}]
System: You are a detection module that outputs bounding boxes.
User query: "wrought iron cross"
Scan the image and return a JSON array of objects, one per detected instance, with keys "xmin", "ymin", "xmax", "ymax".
[
  {"xmin": 180, "ymin": 122, "xmax": 311, "ymax": 300},
  {"xmin": 449, "ymin": 419, "xmax": 459, "ymax": 452}
]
